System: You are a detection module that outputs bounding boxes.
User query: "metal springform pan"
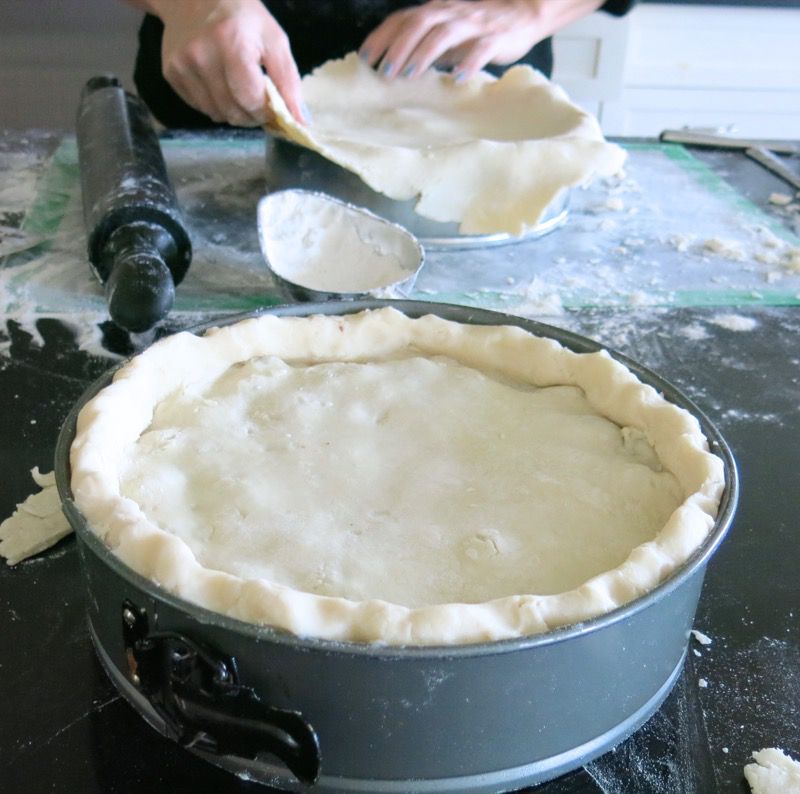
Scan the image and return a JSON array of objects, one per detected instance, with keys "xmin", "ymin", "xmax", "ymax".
[{"xmin": 55, "ymin": 299, "xmax": 738, "ymax": 793}]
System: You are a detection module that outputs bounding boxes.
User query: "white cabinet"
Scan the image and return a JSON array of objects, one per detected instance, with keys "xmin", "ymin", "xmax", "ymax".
[
  {"xmin": 553, "ymin": 3, "xmax": 800, "ymax": 138},
  {"xmin": 551, "ymin": 11, "xmax": 631, "ymax": 120}
]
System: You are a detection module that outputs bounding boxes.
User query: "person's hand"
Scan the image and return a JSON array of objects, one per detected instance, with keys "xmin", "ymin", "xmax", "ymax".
[
  {"xmin": 147, "ymin": 0, "xmax": 307, "ymax": 126},
  {"xmin": 359, "ymin": 0, "xmax": 602, "ymax": 82}
]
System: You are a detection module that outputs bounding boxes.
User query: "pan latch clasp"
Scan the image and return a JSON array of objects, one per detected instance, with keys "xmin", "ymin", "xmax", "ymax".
[{"xmin": 121, "ymin": 599, "xmax": 320, "ymax": 785}]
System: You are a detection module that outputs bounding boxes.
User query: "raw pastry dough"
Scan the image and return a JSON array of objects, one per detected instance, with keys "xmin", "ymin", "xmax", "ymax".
[
  {"xmin": 265, "ymin": 54, "xmax": 626, "ymax": 235},
  {"xmin": 0, "ymin": 469, "xmax": 71, "ymax": 565},
  {"xmin": 745, "ymin": 748, "xmax": 800, "ymax": 794},
  {"xmin": 118, "ymin": 357, "xmax": 683, "ymax": 606},
  {"xmin": 70, "ymin": 309, "xmax": 725, "ymax": 645}
]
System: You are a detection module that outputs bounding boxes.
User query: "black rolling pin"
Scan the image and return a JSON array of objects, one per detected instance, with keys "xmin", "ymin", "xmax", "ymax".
[{"xmin": 76, "ymin": 75, "xmax": 192, "ymax": 333}]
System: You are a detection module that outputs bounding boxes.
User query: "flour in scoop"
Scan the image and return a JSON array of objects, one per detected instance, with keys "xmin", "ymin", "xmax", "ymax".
[{"xmin": 258, "ymin": 190, "xmax": 422, "ymax": 293}]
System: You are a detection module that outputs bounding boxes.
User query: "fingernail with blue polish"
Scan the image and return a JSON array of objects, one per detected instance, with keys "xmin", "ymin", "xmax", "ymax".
[
  {"xmin": 453, "ymin": 69, "xmax": 466, "ymax": 84},
  {"xmin": 359, "ymin": 48, "xmax": 371, "ymax": 63},
  {"xmin": 381, "ymin": 61, "xmax": 394, "ymax": 77},
  {"xmin": 301, "ymin": 103, "xmax": 313, "ymax": 123},
  {"xmin": 402, "ymin": 63, "xmax": 416, "ymax": 78}
]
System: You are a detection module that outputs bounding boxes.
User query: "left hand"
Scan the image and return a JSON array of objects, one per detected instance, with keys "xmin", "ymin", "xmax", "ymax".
[{"xmin": 359, "ymin": 0, "xmax": 546, "ymax": 82}]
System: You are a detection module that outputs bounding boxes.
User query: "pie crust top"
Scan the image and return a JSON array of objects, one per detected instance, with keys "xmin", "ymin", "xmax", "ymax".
[
  {"xmin": 264, "ymin": 54, "xmax": 626, "ymax": 235},
  {"xmin": 70, "ymin": 309, "xmax": 725, "ymax": 645}
]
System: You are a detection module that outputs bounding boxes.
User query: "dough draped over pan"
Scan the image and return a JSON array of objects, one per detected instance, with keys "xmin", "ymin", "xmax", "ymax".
[
  {"xmin": 264, "ymin": 54, "xmax": 626, "ymax": 235},
  {"xmin": 70, "ymin": 309, "xmax": 725, "ymax": 646}
]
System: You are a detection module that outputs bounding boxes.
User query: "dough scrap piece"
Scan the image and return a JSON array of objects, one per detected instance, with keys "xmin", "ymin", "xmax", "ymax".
[
  {"xmin": 691, "ymin": 628, "xmax": 713, "ymax": 646},
  {"xmin": 745, "ymin": 748, "xmax": 800, "ymax": 794},
  {"xmin": 0, "ymin": 469, "xmax": 72, "ymax": 565},
  {"xmin": 265, "ymin": 53, "xmax": 626, "ymax": 235},
  {"xmin": 70, "ymin": 308, "xmax": 726, "ymax": 646}
]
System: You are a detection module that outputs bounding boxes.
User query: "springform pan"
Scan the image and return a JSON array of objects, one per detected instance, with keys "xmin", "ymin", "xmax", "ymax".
[{"xmin": 55, "ymin": 299, "xmax": 738, "ymax": 793}]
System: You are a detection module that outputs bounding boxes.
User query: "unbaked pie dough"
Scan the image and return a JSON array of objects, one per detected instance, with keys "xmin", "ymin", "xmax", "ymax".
[
  {"xmin": 70, "ymin": 309, "xmax": 725, "ymax": 645},
  {"xmin": 264, "ymin": 54, "xmax": 626, "ymax": 235}
]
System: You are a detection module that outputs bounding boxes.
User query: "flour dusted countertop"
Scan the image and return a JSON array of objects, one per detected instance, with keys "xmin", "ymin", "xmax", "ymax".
[{"xmin": 1, "ymin": 129, "xmax": 798, "ymax": 792}]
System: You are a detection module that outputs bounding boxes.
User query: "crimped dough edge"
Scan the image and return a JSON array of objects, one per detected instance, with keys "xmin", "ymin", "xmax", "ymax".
[{"xmin": 70, "ymin": 308, "xmax": 726, "ymax": 645}]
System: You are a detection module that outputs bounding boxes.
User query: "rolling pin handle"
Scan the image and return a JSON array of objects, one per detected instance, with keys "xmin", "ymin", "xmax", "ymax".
[
  {"xmin": 105, "ymin": 250, "xmax": 175, "ymax": 334},
  {"xmin": 100, "ymin": 221, "xmax": 178, "ymax": 333}
]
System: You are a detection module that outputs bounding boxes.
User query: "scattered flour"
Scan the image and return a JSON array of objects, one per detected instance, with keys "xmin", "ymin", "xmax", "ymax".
[
  {"xmin": 718, "ymin": 408, "xmax": 781, "ymax": 426},
  {"xmin": 513, "ymin": 278, "xmax": 564, "ymax": 317},
  {"xmin": 603, "ymin": 197, "xmax": 625, "ymax": 212},
  {"xmin": 754, "ymin": 226, "xmax": 784, "ymax": 250},
  {"xmin": 754, "ymin": 251, "xmax": 782, "ymax": 267},
  {"xmin": 696, "ymin": 638, "xmax": 800, "ymax": 794},
  {"xmin": 663, "ymin": 225, "xmax": 800, "ymax": 282},
  {"xmin": 623, "ymin": 237, "xmax": 645, "ymax": 248},
  {"xmin": 679, "ymin": 323, "xmax": 710, "ymax": 341},
  {"xmin": 0, "ymin": 150, "xmax": 45, "ymax": 209},
  {"xmin": 703, "ymin": 237, "xmax": 747, "ymax": 261},
  {"xmin": 627, "ymin": 290, "xmax": 661, "ymax": 306},
  {"xmin": 668, "ymin": 233, "xmax": 696, "ymax": 253},
  {"xmin": 785, "ymin": 248, "xmax": 800, "ymax": 272},
  {"xmin": 602, "ymin": 170, "xmax": 641, "ymax": 196},
  {"xmin": 710, "ymin": 314, "xmax": 759, "ymax": 332}
]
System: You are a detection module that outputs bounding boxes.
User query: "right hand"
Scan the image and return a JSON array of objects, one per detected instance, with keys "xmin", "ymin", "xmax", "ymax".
[
  {"xmin": 359, "ymin": 0, "xmax": 546, "ymax": 82},
  {"xmin": 148, "ymin": 0, "xmax": 307, "ymax": 126}
]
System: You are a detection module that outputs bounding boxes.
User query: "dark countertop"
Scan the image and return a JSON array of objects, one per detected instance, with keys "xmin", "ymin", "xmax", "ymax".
[{"xmin": 1, "ymin": 131, "xmax": 799, "ymax": 793}]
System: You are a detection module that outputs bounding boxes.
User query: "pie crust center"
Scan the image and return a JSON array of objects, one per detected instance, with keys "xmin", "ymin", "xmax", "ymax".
[
  {"xmin": 120, "ymin": 354, "xmax": 683, "ymax": 608},
  {"xmin": 70, "ymin": 309, "xmax": 725, "ymax": 645}
]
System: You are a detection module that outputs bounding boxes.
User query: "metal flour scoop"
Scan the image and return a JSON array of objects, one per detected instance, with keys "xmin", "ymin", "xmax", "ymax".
[{"xmin": 257, "ymin": 189, "xmax": 424, "ymax": 301}]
